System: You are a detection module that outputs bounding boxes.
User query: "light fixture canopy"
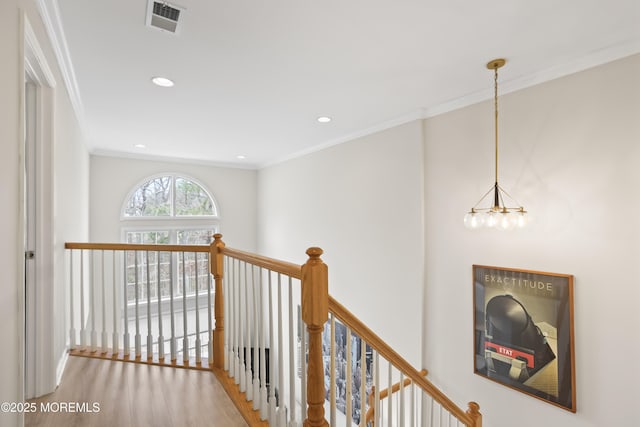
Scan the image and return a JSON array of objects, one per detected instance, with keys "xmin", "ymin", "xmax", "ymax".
[{"xmin": 464, "ymin": 58, "xmax": 528, "ymax": 230}]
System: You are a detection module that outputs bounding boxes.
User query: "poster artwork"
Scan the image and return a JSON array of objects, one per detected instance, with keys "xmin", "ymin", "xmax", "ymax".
[{"xmin": 473, "ymin": 265, "xmax": 576, "ymax": 412}]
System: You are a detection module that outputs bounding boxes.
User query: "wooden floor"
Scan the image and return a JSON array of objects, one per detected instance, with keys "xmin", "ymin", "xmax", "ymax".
[{"xmin": 26, "ymin": 356, "xmax": 248, "ymax": 427}]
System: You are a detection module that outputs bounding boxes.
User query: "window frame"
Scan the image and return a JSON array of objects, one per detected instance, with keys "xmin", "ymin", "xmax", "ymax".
[
  {"xmin": 120, "ymin": 172, "xmax": 220, "ymax": 221},
  {"xmin": 120, "ymin": 173, "xmax": 220, "ymax": 303}
]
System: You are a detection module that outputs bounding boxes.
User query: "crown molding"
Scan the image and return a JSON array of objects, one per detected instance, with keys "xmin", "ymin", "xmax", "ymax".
[
  {"xmin": 91, "ymin": 149, "xmax": 259, "ymax": 171},
  {"xmin": 261, "ymin": 110, "xmax": 423, "ymax": 169},
  {"xmin": 36, "ymin": 0, "xmax": 85, "ymax": 127},
  {"xmin": 423, "ymin": 39, "xmax": 640, "ymax": 119}
]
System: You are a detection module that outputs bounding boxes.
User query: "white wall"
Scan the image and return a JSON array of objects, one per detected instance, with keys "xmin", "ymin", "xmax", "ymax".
[
  {"xmin": 89, "ymin": 156, "xmax": 257, "ymax": 250},
  {"xmin": 423, "ymin": 54, "xmax": 640, "ymax": 426},
  {"xmin": 53, "ymin": 83, "xmax": 90, "ymax": 382},
  {"xmin": 0, "ymin": 5, "xmax": 23, "ymax": 425},
  {"xmin": 0, "ymin": 1, "xmax": 89, "ymax": 425},
  {"xmin": 258, "ymin": 121, "xmax": 424, "ymax": 365}
]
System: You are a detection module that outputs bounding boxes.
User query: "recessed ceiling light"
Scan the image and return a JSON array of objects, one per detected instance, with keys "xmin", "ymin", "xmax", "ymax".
[
  {"xmin": 317, "ymin": 116, "xmax": 331, "ymax": 123},
  {"xmin": 134, "ymin": 144, "xmax": 146, "ymax": 148},
  {"xmin": 151, "ymin": 76, "xmax": 174, "ymax": 87},
  {"xmin": 236, "ymin": 155, "xmax": 246, "ymax": 160}
]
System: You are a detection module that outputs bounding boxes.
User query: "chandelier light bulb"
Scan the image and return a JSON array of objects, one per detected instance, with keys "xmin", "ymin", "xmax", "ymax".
[
  {"xmin": 486, "ymin": 211, "xmax": 498, "ymax": 228},
  {"xmin": 497, "ymin": 211, "xmax": 514, "ymax": 231},
  {"xmin": 464, "ymin": 211, "xmax": 484, "ymax": 229}
]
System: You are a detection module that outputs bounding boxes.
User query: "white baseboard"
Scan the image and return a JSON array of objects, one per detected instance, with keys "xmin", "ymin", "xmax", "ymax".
[{"xmin": 55, "ymin": 350, "xmax": 69, "ymax": 387}]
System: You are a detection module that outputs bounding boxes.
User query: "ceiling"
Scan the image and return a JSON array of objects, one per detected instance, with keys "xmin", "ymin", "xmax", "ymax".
[{"xmin": 45, "ymin": 0, "xmax": 640, "ymax": 169}]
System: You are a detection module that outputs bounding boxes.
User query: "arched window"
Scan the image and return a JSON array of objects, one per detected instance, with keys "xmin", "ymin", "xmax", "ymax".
[
  {"xmin": 121, "ymin": 174, "xmax": 219, "ymax": 245},
  {"xmin": 120, "ymin": 174, "xmax": 218, "ymax": 304}
]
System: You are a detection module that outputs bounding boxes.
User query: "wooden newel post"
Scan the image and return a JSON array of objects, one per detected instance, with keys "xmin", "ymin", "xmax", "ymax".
[
  {"xmin": 211, "ymin": 233, "xmax": 226, "ymax": 369},
  {"xmin": 466, "ymin": 401, "xmax": 482, "ymax": 427},
  {"xmin": 302, "ymin": 247, "xmax": 329, "ymax": 427}
]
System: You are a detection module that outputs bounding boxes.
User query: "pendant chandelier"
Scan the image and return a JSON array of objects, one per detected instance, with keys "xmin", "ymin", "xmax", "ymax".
[{"xmin": 464, "ymin": 58, "xmax": 528, "ymax": 230}]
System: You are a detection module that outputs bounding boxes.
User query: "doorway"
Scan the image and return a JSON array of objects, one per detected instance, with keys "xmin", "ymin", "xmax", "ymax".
[
  {"xmin": 24, "ymin": 76, "xmax": 37, "ymax": 399},
  {"xmin": 23, "ymin": 15, "xmax": 56, "ymax": 399}
]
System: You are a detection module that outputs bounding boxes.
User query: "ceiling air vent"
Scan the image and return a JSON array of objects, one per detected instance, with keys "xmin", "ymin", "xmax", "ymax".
[{"xmin": 146, "ymin": 0, "xmax": 185, "ymax": 34}]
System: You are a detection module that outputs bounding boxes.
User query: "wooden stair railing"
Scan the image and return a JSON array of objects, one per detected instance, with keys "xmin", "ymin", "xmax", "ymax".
[
  {"xmin": 210, "ymin": 234, "xmax": 481, "ymax": 427},
  {"xmin": 65, "ymin": 236, "xmax": 481, "ymax": 427},
  {"xmin": 329, "ymin": 296, "xmax": 482, "ymax": 427},
  {"xmin": 210, "ymin": 234, "xmax": 329, "ymax": 427},
  {"xmin": 65, "ymin": 242, "xmax": 213, "ymax": 369}
]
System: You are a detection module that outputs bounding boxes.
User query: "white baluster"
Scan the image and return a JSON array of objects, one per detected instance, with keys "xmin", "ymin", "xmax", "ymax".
[
  {"xmin": 146, "ymin": 251, "xmax": 153, "ymax": 360},
  {"xmin": 387, "ymin": 361, "xmax": 393, "ymax": 427},
  {"xmin": 399, "ymin": 372, "xmax": 405, "ymax": 426},
  {"xmin": 245, "ymin": 262, "xmax": 252, "ymax": 400},
  {"xmin": 169, "ymin": 251, "xmax": 176, "ymax": 361},
  {"xmin": 374, "ymin": 351, "xmax": 380, "ymax": 427},
  {"xmin": 112, "ymin": 251, "xmax": 119, "ymax": 355},
  {"xmin": 101, "ymin": 250, "xmax": 108, "ymax": 353},
  {"xmin": 268, "ymin": 272, "xmax": 277, "ymax": 426},
  {"xmin": 123, "ymin": 251, "xmax": 130, "ymax": 357},
  {"xmin": 360, "ymin": 338, "xmax": 366, "ymax": 427},
  {"xmin": 182, "ymin": 252, "xmax": 189, "ymax": 363},
  {"xmin": 346, "ymin": 328, "xmax": 352, "ymax": 426},
  {"xmin": 430, "ymin": 395, "xmax": 435, "ymax": 427},
  {"xmin": 409, "ymin": 382, "xmax": 416, "ymax": 426},
  {"xmin": 80, "ymin": 249, "xmax": 86, "ymax": 349},
  {"xmin": 234, "ymin": 259, "xmax": 241, "ymax": 383},
  {"xmin": 224, "ymin": 256, "xmax": 230, "ymax": 371},
  {"xmin": 195, "ymin": 253, "xmax": 201, "ymax": 364},
  {"xmin": 157, "ymin": 251, "xmax": 164, "ymax": 361},
  {"xmin": 90, "ymin": 250, "xmax": 97, "ymax": 351},
  {"xmin": 239, "ymin": 261, "xmax": 246, "ymax": 392},
  {"xmin": 330, "ymin": 315, "xmax": 336, "ymax": 427},
  {"xmin": 288, "ymin": 276, "xmax": 296, "ymax": 426},
  {"xmin": 252, "ymin": 265, "xmax": 260, "ymax": 410},
  {"xmin": 69, "ymin": 250, "xmax": 75, "ymax": 349},
  {"xmin": 259, "ymin": 267, "xmax": 268, "ymax": 420},
  {"xmin": 134, "ymin": 251, "xmax": 141, "ymax": 358},
  {"xmin": 207, "ymin": 254, "xmax": 213, "ymax": 365},
  {"xmin": 276, "ymin": 274, "xmax": 286, "ymax": 427},
  {"xmin": 230, "ymin": 258, "xmax": 237, "ymax": 380}
]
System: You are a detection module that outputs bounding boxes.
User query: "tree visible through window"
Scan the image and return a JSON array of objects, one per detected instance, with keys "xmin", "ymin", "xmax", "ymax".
[{"xmin": 124, "ymin": 175, "xmax": 216, "ymax": 218}]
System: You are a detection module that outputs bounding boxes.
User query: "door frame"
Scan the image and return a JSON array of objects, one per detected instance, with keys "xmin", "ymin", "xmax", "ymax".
[{"xmin": 21, "ymin": 13, "xmax": 57, "ymax": 399}]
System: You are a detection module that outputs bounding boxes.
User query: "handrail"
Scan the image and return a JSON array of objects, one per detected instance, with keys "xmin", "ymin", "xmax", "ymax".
[
  {"xmin": 65, "ymin": 242, "xmax": 210, "ymax": 253},
  {"xmin": 220, "ymin": 246, "xmax": 303, "ymax": 279},
  {"xmin": 329, "ymin": 296, "xmax": 481, "ymax": 426}
]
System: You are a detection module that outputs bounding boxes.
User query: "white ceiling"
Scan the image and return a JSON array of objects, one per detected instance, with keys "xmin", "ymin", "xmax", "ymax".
[{"xmin": 46, "ymin": 0, "xmax": 640, "ymax": 168}]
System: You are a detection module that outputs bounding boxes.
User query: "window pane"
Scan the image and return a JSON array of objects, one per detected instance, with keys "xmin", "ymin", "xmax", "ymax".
[
  {"xmin": 177, "ymin": 230, "xmax": 213, "ymax": 296},
  {"xmin": 177, "ymin": 229, "xmax": 214, "ymax": 245},
  {"xmin": 174, "ymin": 177, "xmax": 214, "ymax": 216},
  {"xmin": 126, "ymin": 231, "xmax": 170, "ymax": 244},
  {"xmin": 125, "ymin": 231, "xmax": 170, "ymax": 303},
  {"xmin": 124, "ymin": 176, "xmax": 172, "ymax": 217}
]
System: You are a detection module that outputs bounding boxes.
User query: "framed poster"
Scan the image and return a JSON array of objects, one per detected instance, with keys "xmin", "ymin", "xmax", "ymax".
[{"xmin": 473, "ymin": 265, "xmax": 576, "ymax": 412}]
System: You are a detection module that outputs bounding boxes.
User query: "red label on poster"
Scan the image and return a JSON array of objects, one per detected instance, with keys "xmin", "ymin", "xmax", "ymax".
[{"xmin": 485, "ymin": 341, "xmax": 534, "ymax": 368}]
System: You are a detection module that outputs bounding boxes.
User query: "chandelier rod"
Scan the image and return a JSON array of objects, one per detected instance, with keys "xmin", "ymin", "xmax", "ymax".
[
  {"xmin": 487, "ymin": 58, "xmax": 505, "ymax": 209},
  {"xmin": 494, "ymin": 63, "xmax": 499, "ymax": 186}
]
